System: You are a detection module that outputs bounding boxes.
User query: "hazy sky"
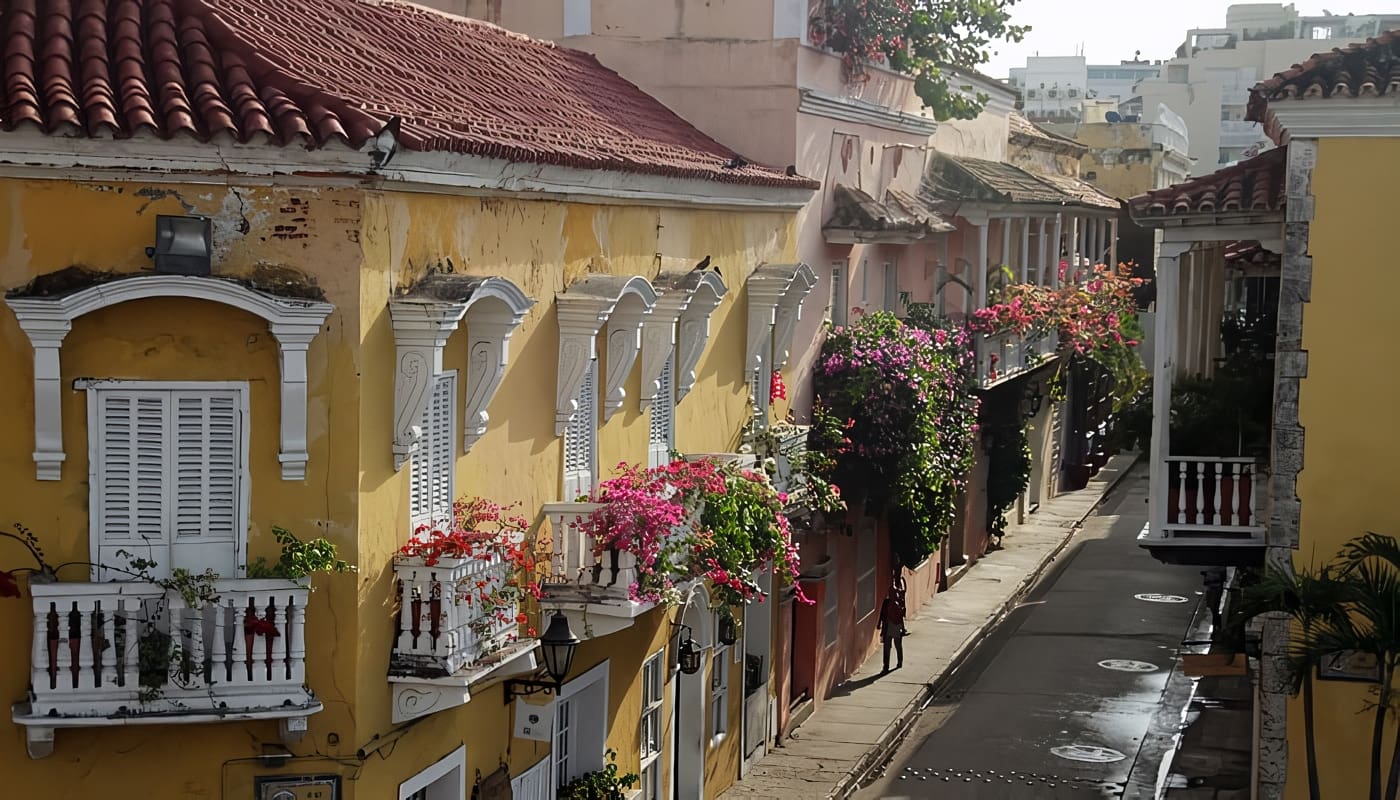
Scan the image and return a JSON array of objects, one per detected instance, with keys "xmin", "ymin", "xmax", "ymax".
[{"xmin": 981, "ymin": 0, "xmax": 1348, "ymax": 78}]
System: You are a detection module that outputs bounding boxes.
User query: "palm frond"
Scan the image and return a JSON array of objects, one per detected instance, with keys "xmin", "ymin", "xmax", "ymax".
[{"xmin": 1338, "ymin": 532, "xmax": 1400, "ymax": 574}]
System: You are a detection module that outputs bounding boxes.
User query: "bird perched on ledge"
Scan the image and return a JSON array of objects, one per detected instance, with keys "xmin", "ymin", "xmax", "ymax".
[{"xmin": 692, "ymin": 255, "xmax": 711, "ymax": 272}]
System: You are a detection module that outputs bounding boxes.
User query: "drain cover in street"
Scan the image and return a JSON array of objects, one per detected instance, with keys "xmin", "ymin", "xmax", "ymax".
[
  {"xmin": 1134, "ymin": 593, "xmax": 1189, "ymax": 603},
  {"xmin": 1051, "ymin": 744, "xmax": 1127, "ymax": 763},
  {"xmin": 1097, "ymin": 659, "xmax": 1160, "ymax": 672}
]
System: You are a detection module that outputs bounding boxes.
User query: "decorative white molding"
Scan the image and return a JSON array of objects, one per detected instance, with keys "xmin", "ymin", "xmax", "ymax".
[
  {"xmin": 459, "ymin": 279, "xmax": 534, "ymax": 453},
  {"xmin": 674, "ymin": 272, "xmax": 729, "ymax": 403},
  {"xmin": 639, "ymin": 270, "xmax": 731, "ymax": 409},
  {"xmin": 388, "ymin": 642, "xmax": 538, "ymax": 724},
  {"xmin": 389, "ymin": 300, "xmax": 469, "ymax": 471},
  {"xmin": 771, "ymin": 263, "xmax": 818, "ymax": 369},
  {"xmin": 746, "ymin": 265, "xmax": 799, "ymax": 378},
  {"xmin": 0, "ymin": 129, "xmax": 814, "ymax": 212},
  {"xmin": 391, "ymin": 276, "xmax": 534, "ymax": 466},
  {"xmin": 556, "ymin": 275, "xmax": 656, "ymax": 435},
  {"xmin": 1268, "ymin": 98, "xmax": 1400, "ymax": 141},
  {"xmin": 602, "ymin": 285, "xmax": 658, "ymax": 421},
  {"xmin": 798, "ymin": 89, "xmax": 939, "ymax": 136},
  {"xmin": 5, "ymin": 275, "xmax": 332, "ymax": 481}
]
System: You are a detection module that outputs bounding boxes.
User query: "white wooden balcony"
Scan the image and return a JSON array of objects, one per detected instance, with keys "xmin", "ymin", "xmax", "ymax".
[
  {"xmin": 1141, "ymin": 456, "xmax": 1268, "ymax": 565},
  {"xmin": 11, "ymin": 578, "xmax": 321, "ymax": 758},
  {"xmin": 387, "ymin": 555, "xmax": 539, "ymax": 723},
  {"xmin": 769, "ymin": 425, "xmax": 810, "ymax": 499},
  {"xmin": 978, "ymin": 329, "xmax": 1057, "ymax": 387}
]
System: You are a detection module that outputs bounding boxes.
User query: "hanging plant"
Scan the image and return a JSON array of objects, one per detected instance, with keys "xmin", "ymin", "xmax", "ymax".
[{"xmin": 986, "ymin": 422, "xmax": 1033, "ymax": 536}]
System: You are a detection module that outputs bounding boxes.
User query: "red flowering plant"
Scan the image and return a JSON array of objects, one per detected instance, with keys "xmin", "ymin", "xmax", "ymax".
[
  {"xmin": 969, "ymin": 262, "xmax": 1150, "ymax": 409},
  {"xmin": 398, "ymin": 497, "xmax": 542, "ymax": 653},
  {"xmin": 769, "ymin": 370, "xmax": 788, "ymax": 404},
  {"xmin": 0, "ymin": 523, "xmax": 53, "ymax": 599},
  {"xmin": 579, "ymin": 458, "xmax": 813, "ymax": 609}
]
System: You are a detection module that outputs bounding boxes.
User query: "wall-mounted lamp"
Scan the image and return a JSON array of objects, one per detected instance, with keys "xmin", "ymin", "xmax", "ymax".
[
  {"xmin": 717, "ymin": 612, "xmax": 739, "ymax": 647},
  {"xmin": 149, "ymin": 215, "xmax": 212, "ymax": 276},
  {"xmin": 503, "ymin": 611, "xmax": 579, "ymax": 704},
  {"xmin": 1020, "ymin": 381, "xmax": 1044, "ymax": 421},
  {"xmin": 675, "ymin": 624, "xmax": 703, "ymax": 675}
]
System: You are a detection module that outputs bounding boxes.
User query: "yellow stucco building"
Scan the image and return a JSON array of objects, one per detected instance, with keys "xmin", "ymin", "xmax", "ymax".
[
  {"xmin": 1131, "ymin": 31, "xmax": 1400, "ymax": 800},
  {"xmin": 0, "ymin": 2, "xmax": 816, "ymax": 798}
]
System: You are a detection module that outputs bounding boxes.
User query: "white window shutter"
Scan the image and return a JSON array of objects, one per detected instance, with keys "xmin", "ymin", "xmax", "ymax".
[
  {"xmin": 563, "ymin": 361, "xmax": 597, "ymax": 500},
  {"xmin": 647, "ymin": 356, "xmax": 675, "ymax": 469},
  {"xmin": 171, "ymin": 390, "xmax": 243, "ymax": 575},
  {"xmin": 93, "ymin": 391, "xmax": 170, "ymax": 574},
  {"xmin": 409, "ymin": 372, "xmax": 457, "ymax": 532}
]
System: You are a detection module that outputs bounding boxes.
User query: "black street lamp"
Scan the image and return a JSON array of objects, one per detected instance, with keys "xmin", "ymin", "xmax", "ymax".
[
  {"xmin": 504, "ymin": 611, "xmax": 580, "ymax": 703},
  {"xmin": 676, "ymin": 625, "xmax": 703, "ymax": 675},
  {"xmin": 717, "ymin": 612, "xmax": 739, "ymax": 647}
]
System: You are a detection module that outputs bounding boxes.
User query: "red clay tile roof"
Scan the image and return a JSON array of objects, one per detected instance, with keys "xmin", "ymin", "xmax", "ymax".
[
  {"xmin": 0, "ymin": 0, "xmax": 814, "ymax": 188},
  {"xmin": 1008, "ymin": 112, "xmax": 1088, "ymax": 156},
  {"xmin": 1248, "ymin": 30, "xmax": 1400, "ymax": 142},
  {"xmin": 1128, "ymin": 146, "xmax": 1286, "ymax": 219}
]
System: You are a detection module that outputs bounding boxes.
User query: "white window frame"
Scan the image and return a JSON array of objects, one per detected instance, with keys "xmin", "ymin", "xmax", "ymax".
[
  {"xmin": 409, "ymin": 370, "xmax": 458, "ymax": 534},
  {"xmin": 856, "ymin": 530, "xmax": 878, "ymax": 621},
  {"xmin": 882, "ymin": 261, "xmax": 899, "ymax": 312},
  {"xmin": 710, "ymin": 619, "xmax": 729, "ymax": 744},
  {"xmin": 829, "ymin": 260, "xmax": 848, "ymax": 327},
  {"xmin": 553, "ymin": 660, "xmax": 610, "ymax": 791},
  {"xmin": 399, "ymin": 744, "xmax": 466, "ymax": 800},
  {"xmin": 647, "ymin": 356, "xmax": 676, "ymax": 469},
  {"xmin": 823, "ymin": 572, "xmax": 840, "ymax": 649},
  {"xmin": 640, "ymin": 650, "xmax": 666, "ymax": 800},
  {"xmin": 83, "ymin": 380, "xmax": 250, "ymax": 581},
  {"xmin": 563, "ymin": 360, "xmax": 599, "ymax": 499}
]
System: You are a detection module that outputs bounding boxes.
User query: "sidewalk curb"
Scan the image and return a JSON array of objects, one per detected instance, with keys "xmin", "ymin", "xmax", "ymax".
[{"xmin": 828, "ymin": 453, "xmax": 1141, "ymax": 799}]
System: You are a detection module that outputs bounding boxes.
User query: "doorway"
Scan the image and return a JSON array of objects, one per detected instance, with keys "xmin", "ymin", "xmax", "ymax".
[{"xmin": 673, "ymin": 587, "xmax": 713, "ymax": 800}]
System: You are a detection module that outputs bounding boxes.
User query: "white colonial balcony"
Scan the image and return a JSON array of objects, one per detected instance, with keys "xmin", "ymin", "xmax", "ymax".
[
  {"xmin": 387, "ymin": 555, "xmax": 539, "ymax": 723},
  {"xmin": 11, "ymin": 578, "xmax": 320, "ymax": 758},
  {"xmin": 540, "ymin": 502, "xmax": 651, "ymax": 638},
  {"xmin": 1143, "ymin": 456, "xmax": 1268, "ymax": 557},
  {"xmin": 978, "ymin": 328, "xmax": 1058, "ymax": 388}
]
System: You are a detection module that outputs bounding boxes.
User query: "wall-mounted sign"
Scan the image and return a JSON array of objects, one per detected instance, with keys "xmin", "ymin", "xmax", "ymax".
[
  {"xmin": 1319, "ymin": 649, "xmax": 1381, "ymax": 683},
  {"xmin": 255, "ymin": 775, "xmax": 340, "ymax": 800},
  {"xmin": 513, "ymin": 697, "xmax": 554, "ymax": 741}
]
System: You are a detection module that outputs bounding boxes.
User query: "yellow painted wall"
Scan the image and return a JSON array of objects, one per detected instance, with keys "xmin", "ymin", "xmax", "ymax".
[
  {"xmin": 0, "ymin": 175, "xmax": 797, "ymax": 798},
  {"xmin": 0, "ymin": 178, "xmax": 365, "ymax": 797},
  {"xmin": 1287, "ymin": 136, "xmax": 1400, "ymax": 800}
]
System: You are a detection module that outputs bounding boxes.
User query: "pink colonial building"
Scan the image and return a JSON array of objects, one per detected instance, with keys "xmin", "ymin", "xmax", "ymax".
[{"xmin": 427, "ymin": 0, "xmax": 1122, "ymax": 780}]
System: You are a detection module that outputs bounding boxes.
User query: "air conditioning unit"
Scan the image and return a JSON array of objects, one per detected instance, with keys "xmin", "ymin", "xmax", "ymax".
[
  {"xmin": 1027, "ymin": 89, "xmax": 1038, "ymax": 98},
  {"xmin": 1048, "ymin": 89, "xmax": 1058, "ymax": 98}
]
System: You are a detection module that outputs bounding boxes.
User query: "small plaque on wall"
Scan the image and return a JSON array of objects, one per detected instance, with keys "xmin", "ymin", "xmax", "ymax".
[
  {"xmin": 513, "ymin": 697, "xmax": 555, "ymax": 741},
  {"xmin": 1318, "ymin": 649, "xmax": 1381, "ymax": 682},
  {"xmin": 255, "ymin": 775, "xmax": 341, "ymax": 800}
]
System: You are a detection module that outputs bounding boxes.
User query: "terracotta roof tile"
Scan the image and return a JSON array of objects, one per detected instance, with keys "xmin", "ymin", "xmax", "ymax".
[
  {"xmin": 922, "ymin": 153, "xmax": 1109, "ymax": 210},
  {"xmin": 822, "ymin": 184, "xmax": 953, "ymax": 240},
  {"xmin": 0, "ymin": 0, "xmax": 814, "ymax": 188},
  {"xmin": 1248, "ymin": 29, "xmax": 1400, "ymax": 141},
  {"xmin": 1128, "ymin": 146, "xmax": 1286, "ymax": 219}
]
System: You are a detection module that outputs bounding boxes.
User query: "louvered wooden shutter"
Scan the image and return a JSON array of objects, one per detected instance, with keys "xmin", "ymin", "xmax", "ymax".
[
  {"xmin": 91, "ymin": 386, "xmax": 246, "ymax": 579},
  {"xmin": 563, "ymin": 361, "xmax": 597, "ymax": 500},
  {"xmin": 409, "ymin": 372, "xmax": 457, "ymax": 532},
  {"xmin": 171, "ymin": 391, "xmax": 242, "ymax": 575},
  {"xmin": 648, "ymin": 356, "xmax": 675, "ymax": 469}
]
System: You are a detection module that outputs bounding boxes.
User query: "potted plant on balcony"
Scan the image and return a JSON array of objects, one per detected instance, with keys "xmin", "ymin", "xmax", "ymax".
[{"xmin": 396, "ymin": 497, "xmax": 541, "ymax": 668}]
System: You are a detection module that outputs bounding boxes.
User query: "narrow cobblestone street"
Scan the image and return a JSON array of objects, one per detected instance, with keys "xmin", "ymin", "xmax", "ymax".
[{"xmin": 857, "ymin": 471, "xmax": 1212, "ymax": 799}]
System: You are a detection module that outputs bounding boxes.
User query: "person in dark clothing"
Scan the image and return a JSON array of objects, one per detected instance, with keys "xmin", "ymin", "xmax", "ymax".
[{"xmin": 879, "ymin": 574, "xmax": 907, "ymax": 673}]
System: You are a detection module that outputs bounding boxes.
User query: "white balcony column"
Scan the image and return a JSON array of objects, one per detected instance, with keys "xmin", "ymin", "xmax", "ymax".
[
  {"xmin": 1109, "ymin": 217, "xmax": 1120, "ymax": 268},
  {"xmin": 1036, "ymin": 217, "xmax": 1049, "ymax": 285},
  {"xmin": 1066, "ymin": 217, "xmax": 1079, "ymax": 279},
  {"xmin": 1051, "ymin": 214, "xmax": 1064, "ymax": 287},
  {"xmin": 1089, "ymin": 218, "xmax": 1100, "ymax": 266},
  {"xmin": 1000, "ymin": 218, "xmax": 1012, "ymax": 276},
  {"xmin": 1019, "ymin": 215, "xmax": 1031, "ymax": 283},
  {"xmin": 1149, "ymin": 239, "xmax": 1189, "ymax": 539},
  {"xmin": 975, "ymin": 222, "xmax": 990, "ymax": 310}
]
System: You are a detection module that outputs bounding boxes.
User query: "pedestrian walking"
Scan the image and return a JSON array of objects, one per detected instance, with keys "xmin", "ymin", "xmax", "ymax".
[{"xmin": 879, "ymin": 569, "xmax": 908, "ymax": 673}]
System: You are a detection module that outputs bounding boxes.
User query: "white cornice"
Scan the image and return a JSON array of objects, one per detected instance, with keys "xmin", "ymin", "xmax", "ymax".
[
  {"xmin": 674, "ymin": 272, "xmax": 729, "ymax": 404},
  {"xmin": 5, "ymin": 275, "xmax": 333, "ymax": 481},
  {"xmin": 798, "ymin": 89, "xmax": 939, "ymax": 136},
  {"xmin": 0, "ymin": 129, "xmax": 815, "ymax": 212},
  {"xmin": 1267, "ymin": 96, "xmax": 1400, "ymax": 140},
  {"xmin": 555, "ymin": 275, "xmax": 657, "ymax": 436}
]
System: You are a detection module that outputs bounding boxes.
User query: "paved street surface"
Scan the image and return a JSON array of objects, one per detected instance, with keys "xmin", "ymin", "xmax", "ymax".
[{"xmin": 857, "ymin": 472, "xmax": 1205, "ymax": 799}]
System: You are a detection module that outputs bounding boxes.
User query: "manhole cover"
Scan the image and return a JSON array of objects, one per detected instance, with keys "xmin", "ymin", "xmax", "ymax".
[
  {"xmin": 1134, "ymin": 593, "xmax": 1189, "ymax": 604},
  {"xmin": 1051, "ymin": 744, "xmax": 1127, "ymax": 763},
  {"xmin": 1098, "ymin": 659, "xmax": 1160, "ymax": 672}
]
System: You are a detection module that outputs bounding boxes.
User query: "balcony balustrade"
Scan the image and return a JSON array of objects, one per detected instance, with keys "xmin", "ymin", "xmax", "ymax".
[
  {"xmin": 1141, "ymin": 456, "xmax": 1268, "ymax": 565},
  {"xmin": 12, "ymin": 578, "xmax": 320, "ymax": 758},
  {"xmin": 978, "ymin": 329, "xmax": 1058, "ymax": 386}
]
